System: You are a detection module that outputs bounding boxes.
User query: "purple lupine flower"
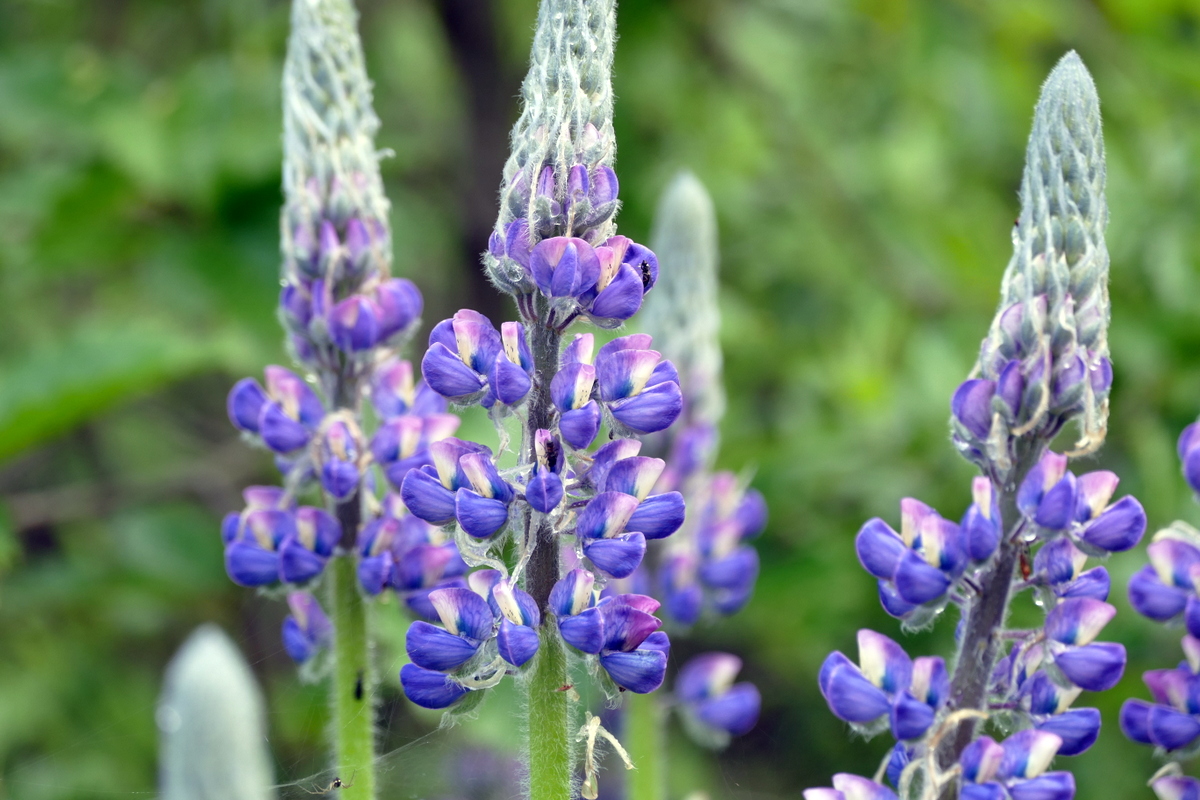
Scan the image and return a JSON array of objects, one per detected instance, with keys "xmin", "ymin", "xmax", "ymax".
[
  {"xmin": 278, "ymin": 506, "xmax": 340, "ymax": 584},
  {"xmin": 676, "ymin": 653, "xmax": 761, "ymax": 739},
  {"xmin": 1031, "ymin": 539, "xmax": 1110, "ymax": 601},
  {"xmin": 596, "ymin": 595, "xmax": 669, "ymax": 694},
  {"xmin": 1180, "ymin": 422, "xmax": 1200, "ymax": 496},
  {"xmin": 1152, "ymin": 775, "xmax": 1200, "ymax": 800},
  {"xmin": 1120, "ymin": 635, "xmax": 1200, "ymax": 752},
  {"xmin": 370, "ymin": 358, "xmax": 446, "ymax": 419},
  {"xmin": 550, "ymin": 568, "xmax": 605, "ymax": 653},
  {"xmin": 400, "ymin": 437, "xmax": 493, "ymax": 526},
  {"xmin": 1018, "ymin": 452, "xmax": 1078, "ymax": 532},
  {"xmin": 595, "ymin": 454, "xmax": 685, "ymax": 540},
  {"xmin": 454, "ymin": 452, "xmax": 516, "ymax": 539},
  {"xmin": 962, "ymin": 476, "xmax": 1001, "ymax": 563},
  {"xmin": 959, "ymin": 731, "xmax": 1075, "ymax": 800},
  {"xmin": 855, "ymin": 498, "xmax": 965, "ymax": 618},
  {"xmin": 803, "ymin": 774, "xmax": 897, "ymax": 800},
  {"xmin": 576, "ymin": 491, "xmax": 647, "ymax": 579},
  {"xmin": 222, "ymin": 487, "xmax": 295, "ymax": 586},
  {"xmin": 1041, "ymin": 597, "xmax": 1126, "ymax": 692},
  {"xmin": 227, "ymin": 366, "xmax": 325, "ymax": 455},
  {"xmin": 818, "ymin": 630, "xmax": 946, "ymax": 742},
  {"xmin": 400, "ymin": 663, "xmax": 470, "ymax": 710},
  {"xmin": 581, "ymin": 236, "xmax": 658, "ymax": 327},
  {"xmin": 470, "ymin": 570, "xmax": 541, "ymax": 668},
  {"xmin": 317, "ymin": 418, "xmax": 362, "ymax": 500},
  {"xmin": 526, "ymin": 430, "xmax": 566, "ymax": 514},
  {"xmin": 421, "ymin": 311, "xmax": 532, "ymax": 407},
  {"xmin": 551, "ymin": 336, "xmax": 602, "ymax": 449},
  {"xmin": 1021, "ymin": 672, "xmax": 1101, "ymax": 755},
  {"xmin": 370, "ymin": 413, "xmax": 461, "ymax": 490},
  {"xmin": 1129, "ymin": 532, "xmax": 1200, "ymax": 634},
  {"xmin": 355, "ymin": 494, "xmax": 467, "ymax": 610},
  {"xmin": 282, "ymin": 592, "xmax": 333, "ymax": 664},
  {"xmin": 594, "ymin": 335, "xmax": 683, "ymax": 435},
  {"xmin": 405, "ymin": 586, "xmax": 494, "ymax": 673}
]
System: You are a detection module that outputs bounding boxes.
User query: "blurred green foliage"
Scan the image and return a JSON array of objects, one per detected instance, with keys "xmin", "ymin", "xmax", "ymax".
[{"xmin": 3, "ymin": 0, "xmax": 1200, "ymax": 797}]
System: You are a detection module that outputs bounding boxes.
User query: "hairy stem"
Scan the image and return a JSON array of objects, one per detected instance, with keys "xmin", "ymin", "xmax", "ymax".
[
  {"xmin": 527, "ymin": 626, "xmax": 574, "ymax": 800},
  {"xmin": 520, "ymin": 314, "xmax": 573, "ymax": 797},
  {"xmin": 936, "ymin": 450, "xmax": 1042, "ymax": 797},
  {"xmin": 328, "ymin": 551, "xmax": 375, "ymax": 800},
  {"xmin": 625, "ymin": 691, "xmax": 667, "ymax": 800}
]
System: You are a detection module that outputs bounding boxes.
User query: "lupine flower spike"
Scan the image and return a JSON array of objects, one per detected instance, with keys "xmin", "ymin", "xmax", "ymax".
[{"xmin": 808, "ymin": 53, "xmax": 1134, "ymax": 800}]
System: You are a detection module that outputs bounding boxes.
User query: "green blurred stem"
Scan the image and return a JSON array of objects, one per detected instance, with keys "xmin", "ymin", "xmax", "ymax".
[
  {"xmin": 625, "ymin": 691, "xmax": 667, "ymax": 800},
  {"xmin": 527, "ymin": 626, "xmax": 573, "ymax": 800},
  {"xmin": 328, "ymin": 550, "xmax": 376, "ymax": 800}
]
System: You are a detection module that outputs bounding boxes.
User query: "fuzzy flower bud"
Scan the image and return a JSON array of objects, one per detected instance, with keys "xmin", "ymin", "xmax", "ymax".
[
  {"xmin": 954, "ymin": 52, "xmax": 1110, "ymax": 473},
  {"xmin": 485, "ymin": 0, "xmax": 618, "ymax": 294}
]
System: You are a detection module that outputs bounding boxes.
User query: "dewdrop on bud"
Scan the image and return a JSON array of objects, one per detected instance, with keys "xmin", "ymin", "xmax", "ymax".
[
  {"xmin": 954, "ymin": 52, "xmax": 1110, "ymax": 472},
  {"xmin": 158, "ymin": 626, "xmax": 273, "ymax": 800}
]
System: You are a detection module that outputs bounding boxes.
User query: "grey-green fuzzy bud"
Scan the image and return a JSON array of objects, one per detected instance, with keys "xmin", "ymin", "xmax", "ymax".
[
  {"xmin": 955, "ymin": 52, "xmax": 1111, "ymax": 471},
  {"xmin": 158, "ymin": 625, "xmax": 274, "ymax": 800},
  {"xmin": 485, "ymin": 0, "xmax": 618, "ymax": 293},
  {"xmin": 642, "ymin": 172, "xmax": 725, "ymax": 432},
  {"xmin": 281, "ymin": 0, "xmax": 391, "ymax": 285}
]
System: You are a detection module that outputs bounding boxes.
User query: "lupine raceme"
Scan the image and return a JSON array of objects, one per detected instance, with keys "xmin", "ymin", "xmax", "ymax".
[{"xmin": 805, "ymin": 53, "xmax": 1147, "ymax": 800}]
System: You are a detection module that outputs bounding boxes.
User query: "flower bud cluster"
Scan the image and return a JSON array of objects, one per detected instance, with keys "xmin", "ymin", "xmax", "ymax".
[{"xmin": 951, "ymin": 53, "xmax": 1111, "ymax": 477}]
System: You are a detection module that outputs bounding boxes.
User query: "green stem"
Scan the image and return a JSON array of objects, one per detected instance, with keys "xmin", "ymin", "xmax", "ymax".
[
  {"xmin": 527, "ymin": 625, "xmax": 573, "ymax": 800},
  {"xmin": 625, "ymin": 691, "xmax": 666, "ymax": 800},
  {"xmin": 328, "ymin": 552, "xmax": 375, "ymax": 800}
]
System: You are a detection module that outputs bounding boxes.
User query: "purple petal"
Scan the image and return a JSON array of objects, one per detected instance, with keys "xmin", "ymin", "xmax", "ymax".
[
  {"xmin": 696, "ymin": 683, "xmax": 761, "ymax": 737},
  {"xmin": 961, "ymin": 736, "xmax": 1005, "ymax": 784},
  {"xmin": 962, "ymin": 502, "xmax": 1000, "ymax": 563},
  {"xmin": 1007, "ymin": 773, "xmax": 1075, "ymax": 800},
  {"xmin": 857, "ymin": 629, "xmax": 913, "ymax": 694},
  {"xmin": 455, "ymin": 489, "xmax": 510, "ymax": 539},
  {"xmin": 699, "ymin": 546, "xmax": 759, "ymax": 591},
  {"xmin": 405, "ymin": 620, "xmax": 481, "ymax": 671},
  {"xmin": 526, "ymin": 470, "xmax": 564, "ymax": 514},
  {"xmin": 818, "ymin": 651, "xmax": 856, "ymax": 697},
  {"xmin": 1059, "ymin": 567, "xmax": 1110, "ymax": 602},
  {"xmin": 584, "ymin": 532, "xmax": 647, "ymax": 579},
  {"xmin": 626, "ymin": 492, "xmax": 685, "ymax": 540},
  {"xmin": 1148, "ymin": 705, "xmax": 1200, "ymax": 750},
  {"xmin": 489, "ymin": 356, "xmax": 532, "ymax": 406},
  {"xmin": 998, "ymin": 359, "xmax": 1025, "ymax": 416},
  {"xmin": 497, "ymin": 620, "xmax": 540, "ymax": 667},
  {"xmin": 329, "ymin": 295, "xmax": 381, "ymax": 352},
  {"xmin": 558, "ymin": 607, "xmax": 604, "ymax": 654},
  {"xmin": 577, "ymin": 492, "xmax": 640, "ymax": 540},
  {"xmin": 1036, "ymin": 708, "xmax": 1100, "ymax": 755},
  {"xmin": 1079, "ymin": 496, "xmax": 1146, "ymax": 553},
  {"xmin": 1119, "ymin": 698, "xmax": 1153, "ymax": 745},
  {"xmin": 358, "ymin": 553, "xmax": 392, "ymax": 596},
  {"xmin": 589, "ymin": 263, "xmax": 644, "ymax": 321},
  {"xmin": 1128, "ymin": 565, "xmax": 1187, "ymax": 621},
  {"xmin": 560, "ymin": 403, "xmax": 602, "ymax": 449},
  {"xmin": 889, "ymin": 691, "xmax": 935, "ymax": 740},
  {"xmin": 855, "ymin": 518, "xmax": 906, "ymax": 580},
  {"xmin": 1044, "ymin": 598, "xmax": 1116, "ymax": 646},
  {"xmin": 1035, "ymin": 473, "xmax": 1078, "ymax": 531},
  {"xmin": 1054, "ymin": 642, "xmax": 1126, "ymax": 691},
  {"xmin": 422, "ymin": 342, "xmax": 486, "ymax": 399},
  {"xmin": 952, "ymin": 379, "xmax": 996, "ymax": 439},
  {"xmin": 401, "ymin": 466, "xmax": 458, "ymax": 526},
  {"xmin": 282, "ymin": 616, "xmax": 315, "ymax": 663},
  {"xmin": 999, "ymin": 729, "xmax": 1062, "ymax": 780},
  {"xmin": 279, "ymin": 538, "xmax": 328, "ymax": 584},
  {"xmin": 374, "ymin": 278, "xmax": 422, "ymax": 340},
  {"xmin": 429, "ymin": 586, "xmax": 495, "ymax": 641},
  {"xmin": 549, "ymin": 568, "xmax": 596, "ymax": 617},
  {"xmin": 400, "ymin": 663, "xmax": 469, "ymax": 709},
  {"xmin": 893, "ymin": 549, "xmax": 952, "ymax": 605},
  {"xmin": 504, "ymin": 218, "xmax": 532, "ymax": 267},
  {"xmin": 600, "ymin": 603, "xmax": 661, "ymax": 652},
  {"xmin": 1073, "ymin": 470, "xmax": 1119, "ymax": 522},
  {"xmin": 227, "ymin": 378, "xmax": 267, "ymax": 433},
  {"xmin": 677, "ymin": 653, "xmax": 742, "ymax": 702},
  {"xmin": 599, "ymin": 647, "xmax": 667, "ymax": 693},
  {"xmin": 1149, "ymin": 538, "xmax": 1200, "ymax": 590},
  {"xmin": 821, "ymin": 663, "xmax": 890, "ymax": 723},
  {"xmin": 609, "ymin": 381, "xmax": 683, "ymax": 434},
  {"xmin": 878, "ymin": 580, "xmax": 918, "ymax": 618},
  {"xmin": 224, "ymin": 542, "xmax": 280, "ymax": 586},
  {"xmin": 1035, "ymin": 538, "xmax": 1086, "ymax": 586},
  {"xmin": 1152, "ymin": 776, "xmax": 1200, "ymax": 800},
  {"xmin": 259, "ymin": 402, "xmax": 311, "ymax": 453},
  {"xmin": 320, "ymin": 459, "xmax": 359, "ymax": 501}
]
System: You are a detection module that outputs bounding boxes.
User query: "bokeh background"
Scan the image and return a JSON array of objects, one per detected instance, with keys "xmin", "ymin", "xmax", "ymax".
[{"xmin": 3, "ymin": 0, "xmax": 1200, "ymax": 797}]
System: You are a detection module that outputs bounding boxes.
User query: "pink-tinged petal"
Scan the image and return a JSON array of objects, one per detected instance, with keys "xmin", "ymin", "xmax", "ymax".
[
  {"xmin": 458, "ymin": 452, "xmax": 510, "ymax": 501},
  {"xmin": 1018, "ymin": 451, "xmax": 1069, "ymax": 517},
  {"xmin": 677, "ymin": 653, "xmax": 742, "ymax": 703},
  {"xmin": 603, "ymin": 456, "xmax": 666, "ymax": 500},
  {"xmin": 576, "ymin": 492, "xmax": 641, "ymax": 539},
  {"xmin": 500, "ymin": 321, "xmax": 533, "ymax": 371},
  {"xmin": 1073, "ymin": 470, "xmax": 1119, "ymax": 522},
  {"xmin": 1152, "ymin": 775, "xmax": 1200, "ymax": 800},
  {"xmin": 899, "ymin": 498, "xmax": 936, "ymax": 547},
  {"xmin": 551, "ymin": 362, "xmax": 596, "ymax": 411},
  {"xmin": 429, "ymin": 586, "xmax": 494, "ymax": 641},
  {"xmin": 373, "ymin": 278, "xmax": 422, "ymax": 340},
  {"xmin": 857, "ymin": 629, "xmax": 912, "ymax": 694},
  {"xmin": 259, "ymin": 402, "xmax": 311, "ymax": 453},
  {"xmin": 561, "ymin": 332, "xmax": 595, "ymax": 366},
  {"xmin": 998, "ymin": 729, "xmax": 1062, "ymax": 780},
  {"xmin": 264, "ymin": 365, "xmax": 324, "ymax": 426},
  {"xmin": 1143, "ymin": 668, "xmax": 1190, "ymax": 709},
  {"xmin": 600, "ymin": 602, "xmax": 662, "ymax": 652},
  {"xmin": 1152, "ymin": 538, "xmax": 1200, "ymax": 589},
  {"xmin": 910, "ymin": 656, "xmax": 948, "ymax": 707},
  {"xmin": 1044, "ymin": 598, "xmax": 1116, "ymax": 646},
  {"xmin": 597, "ymin": 348, "xmax": 663, "ymax": 402},
  {"xmin": 492, "ymin": 580, "xmax": 539, "ymax": 627},
  {"xmin": 960, "ymin": 736, "xmax": 1005, "ymax": 784},
  {"xmin": 549, "ymin": 568, "xmax": 596, "ymax": 617},
  {"xmin": 830, "ymin": 773, "xmax": 898, "ymax": 800},
  {"xmin": 329, "ymin": 295, "xmax": 381, "ymax": 352}
]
